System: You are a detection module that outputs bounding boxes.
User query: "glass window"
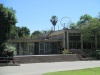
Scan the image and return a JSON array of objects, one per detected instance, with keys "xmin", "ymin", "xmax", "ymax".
[
  {"xmin": 69, "ymin": 33, "xmax": 72, "ymax": 36},
  {"xmin": 45, "ymin": 42, "xmax": 50, "ymax": 54},
  {"xmin": 73, "ymin": 41, "xmax": 76, "ymax": 49},
  {"xmin": 69, "ymin": 36, "xmax": 80, "ymax": 41},
  {"xmin": 73, "ymin": 33, "xmax": 76, "ymax": 36},
  {"xmin": 40, "ymin": 42, "xmax": 44, "ymax": 49},
  {"xmin": 69, "ymin": 33, "xmax": 81, "ymax": 49},
  {"xmin": 69, "ymin": 42, "xmax": 73, "ymax": 49},
  {"xmin": 40, "ymin": 50, "xmax": 44, "ymax": 54},
  {"xmin": 83, "ymin": 42, "xmax": 92, "ymax": 49},
  {"xmin": 77, "ymin": 33, "xmax": 81, "ymax": 36},
  {"xmin": 69, "ymin": 41, "xmax": 81, "ymax": 49},
  {"xmin": 77, "ymin": 42, "xmax": 81, "ymax": 49}
]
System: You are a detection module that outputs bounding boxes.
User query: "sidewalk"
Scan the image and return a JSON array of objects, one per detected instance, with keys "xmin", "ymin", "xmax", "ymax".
[{"xmin": 0, "ymin": 61, "xmax": 100, "ymax": 75}]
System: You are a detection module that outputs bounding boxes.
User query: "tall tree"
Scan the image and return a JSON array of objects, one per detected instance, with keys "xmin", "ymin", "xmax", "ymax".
[
  {"xmin": 0, "ymin": 4, "xmax": 17, "ymax": 45},
  {"xmin": 31, "ymin": 30, "xmax": 41, "ymax": 39},
  {"xmin": 10, "ymin": 25, "xmax": 18, "ymax": 39},
  {"xmin": 21, "ymin": 26, "xmax": 30, "ymax": 38},
  {"xmin": 0, "ymin": 4, "xmax": 17, "ymax": 54},
  {"xmin": 80, "ymin": 14, "xmax": 92, "ymax": 23},
  {"xmin": 16, "ymin": 26, "xmax": 30, "ymax": 39},
  {"xmin": 69, "ymin": 23, "xmax": 77, "ymax": 29},
  {"xmin": 77, "ymin": 14, "xmax": 92, "ymax": 28},
  {"xmin": 50, "ymin": 16, "xmax": 58, "ymax": 31},
  {"xmin": 81, "ymin": 18, "xmax": 100, "ymax": 49}
]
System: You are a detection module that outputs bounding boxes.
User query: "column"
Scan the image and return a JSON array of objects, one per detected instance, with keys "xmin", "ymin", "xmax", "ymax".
[
  {"xmin": 19, "ymin": 42, "xmax": 21, "ymax": 55},
  {"xmin": 63, "ymin": 31, "xmax": 65, "ymax": 49},
  {"xmin": 27, "ymin": 42, "xmax": 29, "ymax": 54},
  {"xmin": 39, "ymin": 42, "xmax": 40, "ymax": 54},
  {"xmin": 66, "ymin": 31, "xmax": 69, "ymax": 50}
]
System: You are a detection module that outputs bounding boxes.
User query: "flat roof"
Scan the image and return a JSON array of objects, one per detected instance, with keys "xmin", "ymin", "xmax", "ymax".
[{"xmin": 8, "ymin": 39, "xmax": 62, "ymax": 43}]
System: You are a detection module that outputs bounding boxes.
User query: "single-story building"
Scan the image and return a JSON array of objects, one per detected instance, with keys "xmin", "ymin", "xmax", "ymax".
[{"xmin": 9, "ymin": 29, "xmax": 100, "ymax": 55}]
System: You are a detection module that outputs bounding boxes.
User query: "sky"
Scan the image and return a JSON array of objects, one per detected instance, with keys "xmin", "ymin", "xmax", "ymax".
[{"xmin": 0, "ymin": 0, "xmax": 100, "ymax": 34}]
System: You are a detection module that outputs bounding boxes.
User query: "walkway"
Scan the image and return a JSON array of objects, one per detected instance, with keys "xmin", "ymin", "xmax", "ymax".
[{"xmin": 0, "ymin": 61, "xmax": 100, "ymax": 75}]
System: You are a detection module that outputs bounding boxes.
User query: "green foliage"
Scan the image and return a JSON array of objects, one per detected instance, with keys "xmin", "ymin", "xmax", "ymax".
[
  {"xmin": 76, "ymin": 14, "xmax": 92, "ymax": 29},
  {"xmin": 50, "ymin": 15, "xmax": 58, "ymax": 31},
  {"xmin": 0, "ymin": 43, "xmax": 16, "ymax": 61},
  {"xmin": 3, "ymin": 43, "xmax": 16, "ymax": 55},
  {"xmin": 89, "ymin": 51, "xmax": 96, "ymax": 57},
  {"xmin": 69, "ymin": 14, "xmax": 93, "ymax": 29},
  {"xmin": 31, "ymin": 30, "xmax": 52, "ymax": 39},
  {"xmin": 89, "ymin": 50, "xmax": 100, "ymax": 59},
  {"xmin": 31, "ymin": 30, "xmax": 41, "ymax": 39},
  {"xmin": 69, "ymin": 23, "xmax": 77, "ymax": 29},
  {"xmin": 62, "ymin": 49, "xmax": 69, "ymax": 54},
  {"xmin": 10, "ymin": 25, "xmax": 18, "ymax": 39},
  {"xmin": 81, "ymin": 18, "xmax": 100, "ymax": 42},
  {"xmin": 15, "ymin": 26, "xmax": 30, "ymax": 39},
  {"xmin": 80, "ymin": 14, "xmax": 92, "ymax": 22},
  {"xmin": 0, "ymin": 4, "xmax": 30, "ymax": 40},
  {"xmin": 43, "ymin": 67, "xmax": 100, "ymax": 75},
  {"xmin": 0, "ymin": 4, "xmax": 17, "ymax": 56}
]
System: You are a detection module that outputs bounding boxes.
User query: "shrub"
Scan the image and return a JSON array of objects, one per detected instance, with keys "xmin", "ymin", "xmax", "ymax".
[
  {"xmin": 0, "ymin": 43, "xmax": 16, "ymax": 63},
  {"xmin": 3, "ymin": 43, "xmax": 16, "ymax": 56},
  {"xmin": 89, "ymin": 50, "xmax": 100, "ymax": 59},
  {"xmin": 95, "ymin": 50, "xmax": 100, "ymax": 59},
  {"xmin": 89, "ymin": 51, "xmax": 96, "ymax": 57},
  {"xmin": 62, "ymin": 49, "xmax": 69, "ymax": 54}
]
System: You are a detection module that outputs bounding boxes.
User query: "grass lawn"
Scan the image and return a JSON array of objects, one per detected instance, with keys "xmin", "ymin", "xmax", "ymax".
[{"xmin": 43, "ymin": 67, "xmax": 100, "ymax": 75}]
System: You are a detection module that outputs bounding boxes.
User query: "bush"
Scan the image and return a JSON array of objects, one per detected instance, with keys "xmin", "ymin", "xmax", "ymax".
[
  {"xmin": 89, "ymin": 50, "xmax": 100, "ymax": 59},
  {"xmin": 0, "ymin": 43, "xmax": 17, "ymax": 63},
  {"xmin": 3, "ymin": 43, "xmax": 16, "ymax": 56},
  {"xmin": 62, "ymin": 49, "xmax": 69, "ymax": 54},
  {"xmin": 89, "ymin": 51, "xmax": 96, "ymax": 57},
  {"xmin": 95, "ymin": 50, "xmax": 100, "ymax": 59}
]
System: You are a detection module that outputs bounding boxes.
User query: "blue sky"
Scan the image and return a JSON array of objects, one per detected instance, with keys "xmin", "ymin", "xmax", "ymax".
[{"xmin": 0, "ymin": 0, "xmax": 100, "ymax": 34}]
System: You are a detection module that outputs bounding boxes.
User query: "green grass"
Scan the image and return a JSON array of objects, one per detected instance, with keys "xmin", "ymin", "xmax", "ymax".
[{"xmin": 43, "ymin": 67, "xmax": 100, "ymax": 75}]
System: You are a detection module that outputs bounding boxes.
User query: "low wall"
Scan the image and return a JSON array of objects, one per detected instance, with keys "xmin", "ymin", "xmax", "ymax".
[{"xmin": 14, "ymin": 54, "xmax": 82, "ymax": 63}]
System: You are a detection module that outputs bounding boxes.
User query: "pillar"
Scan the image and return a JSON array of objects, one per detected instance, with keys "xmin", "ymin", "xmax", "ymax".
[
  {"xmin": 19, "ymin": 42, "xmax": 21, "ymax": 55},
  {"xmin": 27, "ymin": 42, "xmax": 29, "ymax": 54},
  {"xmin": 66, "ymin": 31, "xmax": 69, "ymax": 50}
]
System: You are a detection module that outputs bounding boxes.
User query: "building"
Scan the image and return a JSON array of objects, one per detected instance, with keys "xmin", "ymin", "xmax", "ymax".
[{"xmin": 9, "ymin": 29, "xmax": 98, "ymax": 55}]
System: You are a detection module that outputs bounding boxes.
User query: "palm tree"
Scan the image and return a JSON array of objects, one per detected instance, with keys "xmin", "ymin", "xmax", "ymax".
[{"xmin": 50, "ymin": 16, "xmax": 58, "ymax": 31}]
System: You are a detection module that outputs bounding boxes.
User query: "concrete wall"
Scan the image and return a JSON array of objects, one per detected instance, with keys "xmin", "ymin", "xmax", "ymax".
[{"xmin": 14, "ymin": 54, "xmax": 82, "ymax": 63}]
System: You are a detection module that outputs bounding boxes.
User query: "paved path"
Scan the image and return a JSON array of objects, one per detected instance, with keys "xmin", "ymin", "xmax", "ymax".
[{"xmin": 0, "ymin": 61, "xmax": 100, "ymax": 75}]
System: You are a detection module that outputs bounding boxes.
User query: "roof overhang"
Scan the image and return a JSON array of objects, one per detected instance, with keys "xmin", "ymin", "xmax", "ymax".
[{"xmin": 8, "ymin": 39, "xmax": 62, "ymax": 43}]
